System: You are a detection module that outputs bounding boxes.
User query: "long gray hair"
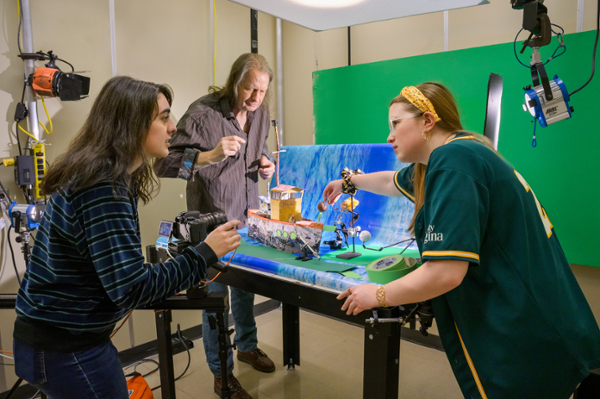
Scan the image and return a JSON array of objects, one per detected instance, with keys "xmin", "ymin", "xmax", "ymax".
[{"xmin": 209, "ymin": 53, "xmax": 273, "ymax": 110}]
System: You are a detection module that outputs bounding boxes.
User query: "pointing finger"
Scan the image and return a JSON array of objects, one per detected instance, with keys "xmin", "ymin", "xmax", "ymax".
[{"xmin": 230, "ymin": 136, "xmax": 246, "ymax": 144}]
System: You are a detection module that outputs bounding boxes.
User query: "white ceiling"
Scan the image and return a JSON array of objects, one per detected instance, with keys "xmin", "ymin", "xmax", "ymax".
[{"xmin": 228, "ymin": 0, "xmax": 490, "ymax": 31}]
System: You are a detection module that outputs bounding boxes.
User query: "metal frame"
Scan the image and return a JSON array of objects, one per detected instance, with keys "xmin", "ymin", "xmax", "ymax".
[
  {"xmin": 145, "ymin": 293, "xmax": 230, "ymax": 399},
  {"xmin": 0, "ymin": 292, "xmax": 231, "ymax": 399}
]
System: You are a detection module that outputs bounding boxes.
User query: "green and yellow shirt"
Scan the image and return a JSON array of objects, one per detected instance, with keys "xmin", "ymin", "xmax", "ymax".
[{"xmin": 394, "ymin": 133, "xmax": 600, "ymax": 398}]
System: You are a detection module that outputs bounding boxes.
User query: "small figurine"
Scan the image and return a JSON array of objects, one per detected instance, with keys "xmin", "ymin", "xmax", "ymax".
[
  {"xmin": 340, "ymin": 197, "xmax": 359, "ymax": 212},
  {"xmin": 317, "ymin": 201, "xmax": 328, "ymax": 212}
]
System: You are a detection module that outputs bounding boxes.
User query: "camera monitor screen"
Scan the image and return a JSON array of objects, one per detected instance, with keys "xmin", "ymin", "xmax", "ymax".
[{"xmin": 158, "ymin": 220, "xmax": 173, "ymax": 237}]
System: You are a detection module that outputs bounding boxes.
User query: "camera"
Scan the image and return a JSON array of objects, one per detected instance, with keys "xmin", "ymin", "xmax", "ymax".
[
  {"xmin": 166, "ymin": 210, "xmax": 228, "ymax": 256},
  {"xmin": 159, "ymin": 210, "xmax": 228, "ymax": 299}
]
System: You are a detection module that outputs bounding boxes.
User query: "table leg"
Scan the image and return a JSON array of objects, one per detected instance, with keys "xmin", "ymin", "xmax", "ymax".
[
  {"xmin": 282, "ymin": 303, "xmax": 300, "ymax": 369},
  {"xmin": 362, "ymin": 307, "xmax": 401, "ymax": 399},
  {"xmin": 155, "ymin": 309, "xmax": 176, "ymax": 399}
]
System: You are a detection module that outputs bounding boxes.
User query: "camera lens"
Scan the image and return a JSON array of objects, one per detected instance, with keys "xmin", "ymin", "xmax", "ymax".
[{"xmin": 197, "ymin": 211, "xmax": 228, "ymax": 232}]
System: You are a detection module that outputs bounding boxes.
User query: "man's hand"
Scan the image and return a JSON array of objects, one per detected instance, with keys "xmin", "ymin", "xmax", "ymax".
[
  {"xmin": 207, "ymin": 136, "xmax": 246, "ymax": 164},
  {"xmin": 203, "ymin": 220, "xmax": 242, "ymax": 258},
  {"xmin": 258, "ymin": 155, "xmax": 275, "ymax": 180}
]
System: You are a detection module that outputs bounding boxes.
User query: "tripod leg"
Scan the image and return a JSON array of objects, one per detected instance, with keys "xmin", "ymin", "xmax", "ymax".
[
  {"xmin": 216, "ymin": 311, "xmax": 231, "ymax": 399},
  {"xmin": 4, "ymin": 377, "xmax": 23, "ymax": 399},
  {"xmin": 155, "ymin": 309, "xmax": 176, "ymax": 399}
]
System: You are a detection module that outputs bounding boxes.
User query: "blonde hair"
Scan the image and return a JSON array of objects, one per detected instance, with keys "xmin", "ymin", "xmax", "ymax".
[{"xmin": 391, "ymin": 82, "xmax": 496, "ymax": 233}]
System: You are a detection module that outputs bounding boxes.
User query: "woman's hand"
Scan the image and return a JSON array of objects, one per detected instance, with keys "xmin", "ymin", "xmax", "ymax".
[
  {"xmin": 322, "ymin": 179, "xmax": 344, "ymax": 205},
  {"xmin": 336, "ymin": 284, "xmax": 380, "ymax": 315},
  {"xmin": 203, "ymin": 220, "xmax": 242, "ymax": 258}
]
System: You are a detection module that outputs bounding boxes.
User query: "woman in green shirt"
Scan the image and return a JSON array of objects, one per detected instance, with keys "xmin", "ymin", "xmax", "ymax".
[{"xmin": 323, "ymin": 82, "xmax": 600, "ymax": 399}]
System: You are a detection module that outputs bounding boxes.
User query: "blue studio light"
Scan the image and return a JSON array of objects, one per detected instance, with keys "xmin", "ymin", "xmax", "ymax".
[
  {"xmin": 523, "ymin": 75, "xmax": 572, "ymax": 127},
  {"xmin": 9, "ymin": 201, "xmax": 45, "ymax": 230}
]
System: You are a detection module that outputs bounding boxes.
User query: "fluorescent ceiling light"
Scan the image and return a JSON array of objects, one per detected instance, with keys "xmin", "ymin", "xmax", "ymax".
[
  {"xmin": 229, "ymin": 0, "xmax": 490, "ymax": 31},
  {"xmin": 290, "ymin": 0, "xmax": 366, "ymax": 8}
]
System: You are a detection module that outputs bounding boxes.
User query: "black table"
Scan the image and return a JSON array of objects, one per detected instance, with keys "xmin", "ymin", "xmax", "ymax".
[
  {"xmin": 149, "ymin": 244, "xmax": 441, "ymax": 399},
  {"xmin": 206, "ymin": 263, "xmax": 440, "ymax": 399}
]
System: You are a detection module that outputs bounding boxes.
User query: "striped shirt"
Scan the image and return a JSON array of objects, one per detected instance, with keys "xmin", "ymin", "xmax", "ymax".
[
  {"xmin": 154, "ymin": 93, "xmax": 270, "ymax": 227},
  {"xmin": 15, "ymin": 181, "xmax": 216, "ymax": 346}
]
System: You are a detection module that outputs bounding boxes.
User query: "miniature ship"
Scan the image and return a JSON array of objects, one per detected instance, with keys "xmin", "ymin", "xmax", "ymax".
[{"xmin": 248, "ymin": 184, "xmax": 324, "ymax": 256}]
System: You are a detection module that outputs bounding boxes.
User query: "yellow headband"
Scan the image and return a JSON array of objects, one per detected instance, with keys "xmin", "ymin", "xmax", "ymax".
[{"xmin": 400, "ymin": 86, "xmax": 441, "ymax": 122}]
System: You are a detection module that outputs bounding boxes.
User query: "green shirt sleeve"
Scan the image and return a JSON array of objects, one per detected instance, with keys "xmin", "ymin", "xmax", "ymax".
[{"xmin": 393, "ymin": 164, "xmax": 415, "ymax": 203}]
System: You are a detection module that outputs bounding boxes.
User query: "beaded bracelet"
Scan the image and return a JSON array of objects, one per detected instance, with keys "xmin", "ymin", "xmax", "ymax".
[
  {"xmin": 376, "ymin": 285, "xmax": 388, "ymax": 308},
  {"xmin": 341, "ymin": 167, "xmax": 364, "ymax": 195}
]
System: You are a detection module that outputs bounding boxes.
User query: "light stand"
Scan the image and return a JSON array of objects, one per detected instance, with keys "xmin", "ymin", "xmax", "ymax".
[
  {"xmin": 336, "ymin": 193, "xmax": 361, "ymax": 260},
  {"xmin": 9, "ymin": 202, "xmax": 44, "ymax": 266}
]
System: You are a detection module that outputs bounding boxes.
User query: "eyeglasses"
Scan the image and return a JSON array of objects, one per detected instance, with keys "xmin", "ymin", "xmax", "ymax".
[{"xmin": 388, "ymin": 113, "xmax": 420, "ymax": 132}]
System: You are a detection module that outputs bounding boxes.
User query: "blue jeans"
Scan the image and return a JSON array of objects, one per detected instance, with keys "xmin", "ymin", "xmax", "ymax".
[
  {"xmin": 13, "ymin": 338, "xmax": 128, "ymax": 399},
  {"xmin": 203, "ymin": 282, "xmax": 257, "ymax": 378}
]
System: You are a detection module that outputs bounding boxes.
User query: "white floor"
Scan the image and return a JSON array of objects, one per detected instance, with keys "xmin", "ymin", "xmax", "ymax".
[{"xmin": 128, "ymin": 301, "xmax": 464, "ymax": 399}]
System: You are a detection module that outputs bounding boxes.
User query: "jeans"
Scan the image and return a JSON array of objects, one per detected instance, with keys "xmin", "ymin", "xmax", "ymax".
[
  {"xmin": 13, "ymin": 338, "xmax": 128, "ymax": 399},
  {"xmin": 203, "ymin": 281, "xmax": 257, "ymax": 378}
]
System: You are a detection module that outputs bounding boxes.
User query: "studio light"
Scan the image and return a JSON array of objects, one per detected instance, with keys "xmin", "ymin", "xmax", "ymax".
[
  {"xmin": 523, "ymin": 75, "xmax": 572, "ymax": 127},
  {"xmin": 290, "ymin": 0, "xmax": 365, "ymax": 8}
]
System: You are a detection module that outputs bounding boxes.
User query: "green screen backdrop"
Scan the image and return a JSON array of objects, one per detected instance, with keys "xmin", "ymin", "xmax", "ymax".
[{"xmin": 313, "ymin": 31, "xmax": 600, "ymax": 267}]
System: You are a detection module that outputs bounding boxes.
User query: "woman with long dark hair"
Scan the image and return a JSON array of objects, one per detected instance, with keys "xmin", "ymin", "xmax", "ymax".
[{"xmin": 13, "ymin": 76, "xmax": 241, "ymax": 398}]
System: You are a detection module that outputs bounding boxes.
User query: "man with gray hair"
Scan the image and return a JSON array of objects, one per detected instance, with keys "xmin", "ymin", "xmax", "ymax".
[{"xmin": 155, "ymin": 53, "xmax": 276, "ymax": 399}]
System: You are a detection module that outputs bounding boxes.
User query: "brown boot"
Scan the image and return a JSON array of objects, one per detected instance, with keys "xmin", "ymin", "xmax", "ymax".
[
  {"xmin": 237, "ymin": 348, "xmax": 276, "ymax": 373},
  {"xmin": 214, "ymin": 374, "xmax": 252, "ymax": 399}
]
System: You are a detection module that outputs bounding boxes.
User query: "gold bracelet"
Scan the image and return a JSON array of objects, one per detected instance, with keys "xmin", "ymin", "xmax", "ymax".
[{"xmin": 376, "ymin": 285, "xmax": 388, "ymax": 307}]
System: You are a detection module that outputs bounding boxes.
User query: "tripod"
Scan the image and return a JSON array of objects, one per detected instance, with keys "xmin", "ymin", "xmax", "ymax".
[
  {"xmin": 336, "ymin": 193, "xmax": 361, "ymax": 260},
  {"xmin": 3, "ymin": 378, "xmax": 47, "ymax": 399}
]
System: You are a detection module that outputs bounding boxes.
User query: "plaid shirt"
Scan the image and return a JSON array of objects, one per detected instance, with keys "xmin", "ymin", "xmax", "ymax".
[{"xmin": 154, "ymin": 93, "xmax": 270, "ymax": 227}]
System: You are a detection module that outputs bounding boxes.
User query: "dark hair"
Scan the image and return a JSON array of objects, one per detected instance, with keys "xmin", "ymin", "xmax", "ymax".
[
  {"xmin": 41, "ymin": 76, "xmax": 173, "ymax": 204},
  {"xmin": 208, "ymin": 53, "xmax": 273, "ymax": 110}
]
